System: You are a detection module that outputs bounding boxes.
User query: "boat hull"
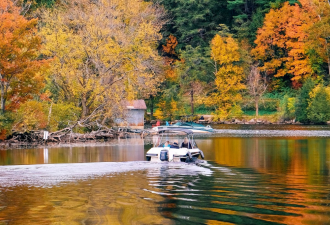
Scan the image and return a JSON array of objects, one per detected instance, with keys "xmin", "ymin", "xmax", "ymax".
[
  {"xmin": 152, "ymin": 125, "xmax": 213, "ymax": 133},
  {"xmin": 146, "ymin": 147, "xmax": 204, "ymax": 162}
]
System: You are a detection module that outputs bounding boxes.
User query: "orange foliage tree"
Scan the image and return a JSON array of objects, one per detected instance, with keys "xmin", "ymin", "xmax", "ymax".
[
  {"xmin": 252, "ymin": 1, "xmax": 317, "ymax": 88},
  {"xmin": 162, "ymin": 34, "xmax": 178, "ymax": 56},
  {"xmin": 0, "ymin": 0, "xmax": 48, "ymax": 113},
  {"xmin": 163, "ymin": 35, "xmax": 179, "ymax": 81}
]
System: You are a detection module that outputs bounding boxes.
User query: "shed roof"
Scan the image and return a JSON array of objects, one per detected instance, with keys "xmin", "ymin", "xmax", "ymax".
[{"xmin": 126, "ymin": 100, "xmax": 147, "ymax": 110}]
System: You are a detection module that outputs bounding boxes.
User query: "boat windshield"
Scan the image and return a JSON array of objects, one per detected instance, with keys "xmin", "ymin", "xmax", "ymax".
[
  {"xmin": 173, "ymin": 121, "xmax": 207, "ymax": 127},
  {"xmin": 158, "ymin": 142, "xmax": 180, "ymax": 149},
  {"xmin": 157, "ymin": 137, "xmax": 197, "ymax": 149}
]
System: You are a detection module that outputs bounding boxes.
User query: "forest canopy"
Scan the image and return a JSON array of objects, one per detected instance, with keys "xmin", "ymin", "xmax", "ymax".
[{"xmin": 1, "ymin": 0, "xmax": 330, "ymax": 138}]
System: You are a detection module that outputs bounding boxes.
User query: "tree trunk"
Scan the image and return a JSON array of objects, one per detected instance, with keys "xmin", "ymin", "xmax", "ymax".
[
  {"xmin": 81, "ymin": 94, "xmax": 88, "ymax": 119},
  {"xmin": 48, "ymin": 102, "xmax": 53, "ymax": 126},
  {"xmin": 328, "ymin": 55, "xmax": 330, "ymax": 77},
  {"xmin": 190, "ymin": 89, "xmax": 194, "ymax": 115},
  {"xmin": 150, "ymin": 95, "xmax": 154, "ymax": 120},
  {"xmin": 255, "ymin": 96, "xmax": 259, "ymax": 117},
  {"xmin": 244, "ymin": 0, "xmax": 249, "ymax": 14},
  {"xmin": 326, "ymin": 39, "xmax": 330, "ymax": 77},
  {"xmin": 0, "ymin": 77, "xmax": 5, "ymax": 114}
]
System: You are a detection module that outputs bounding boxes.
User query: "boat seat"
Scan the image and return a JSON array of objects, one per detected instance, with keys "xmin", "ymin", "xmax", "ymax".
[{"xmin": 180, "ymin": 142, "xmax": 192, "ymax": 149}]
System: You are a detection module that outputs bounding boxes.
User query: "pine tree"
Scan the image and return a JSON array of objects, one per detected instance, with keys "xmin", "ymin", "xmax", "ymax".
[{"xmin": 157, "ymin": 0, "xmax": 230, "ymax": 51}]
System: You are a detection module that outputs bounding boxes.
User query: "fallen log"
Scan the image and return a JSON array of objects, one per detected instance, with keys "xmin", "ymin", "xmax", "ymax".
[{"xmin": 1, "ymin": 126, "xmax": 151, "ymax": 148}]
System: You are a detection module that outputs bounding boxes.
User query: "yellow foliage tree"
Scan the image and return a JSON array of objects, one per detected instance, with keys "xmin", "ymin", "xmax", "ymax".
[
  {"xmin": 154, "ymin": 99, "xmax": 185, "ymax": 121},
  {"xmin": 41, "ymin": 0, "xmax": 165, "ymax": 122},
  {"xmin": 13, "ymin": 100, "xmax": 48, "ymax": 132},
  {"xmin": 307, "ymin": 0, "xmax": 330, "ymax": 75},
  {"xmin": 205, "ymin": 34, "xmax": 245, "ymax": 120}
]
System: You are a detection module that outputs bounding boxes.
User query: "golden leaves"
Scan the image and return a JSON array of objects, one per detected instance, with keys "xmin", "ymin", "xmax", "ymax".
[
  {"xmin": 207, "ymin": 35, "xmax": 246, "ymax": 120},
  {"xmin": 41, "ymin": 0, "xmax": 165, "ymax": 119}
]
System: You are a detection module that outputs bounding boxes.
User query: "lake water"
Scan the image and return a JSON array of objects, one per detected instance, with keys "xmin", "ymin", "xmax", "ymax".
[{"xmin": 1, "ymin": 125, "xmax": 330, "ymax": 224}]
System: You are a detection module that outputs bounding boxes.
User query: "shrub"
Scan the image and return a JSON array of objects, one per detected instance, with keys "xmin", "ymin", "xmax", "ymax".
[
  {"xmin": 295, "ymin": 78, "xmax": 316, "ymax": 123},
  {"xmin": 13, "ymin": 100, "xmax": 48, "ymax": 132},
  {"xmin": 307, "ymin": 85, "xmax": 330, "ymax": 124},
  {"xmin": 213, "ymin": 104, "xmax": 243, "ymax": 121},
  {"xmin": 50, "ymin": 103, "xmax": 81, "ymax": 130},
  {"xmin": 241, "ymin": 98, "xmax": 278, "ymax": 111},
  {"xmin": 0, "ymin": 112, "xmax": 14, "ymax": 140},
  {"xmin": 279, "ymin": 95, "xmax": 296, "ymax": 120}
]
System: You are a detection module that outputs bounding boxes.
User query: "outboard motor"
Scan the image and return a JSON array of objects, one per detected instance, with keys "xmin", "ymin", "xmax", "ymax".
[
  {"xmin": 185, "ymin": 151, "xmax": 193, "ymax": 163},
  {"xmin": 199, "ymin": 150, "xmax": 205, "ymax": 159},
  {"xmin": 160, "ymin": 150, "xmax": 168, "ymax": 161},
  {"xmin": 187, "ymin": 151, "xmax": 192, "ymax": 159}
]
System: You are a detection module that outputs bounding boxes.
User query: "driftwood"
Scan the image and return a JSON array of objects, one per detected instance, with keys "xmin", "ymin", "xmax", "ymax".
[
  {"xmin": 1, "ymin": 113, "xmax": 150, "ymax": 149},
  {"xmin": 0, "ymin": 127, "xmax": 144, "ymax": 149}
]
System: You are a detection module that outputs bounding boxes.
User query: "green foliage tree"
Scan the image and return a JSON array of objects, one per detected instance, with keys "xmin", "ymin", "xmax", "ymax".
[
  {"xmin": 295, "ymin": 78, "xmax": 316, "ymax": 123},
  {"xmin": 156, "ymin": 0, "xmax": 231, "ymax": 51},
  {"xmin": 307, "ymin": 85, "xmax": 330, "ymax": 123},
  {"xmin": 229, "ymin": 0, "xmax": 300, "ymax": 43},
  {"xmin": 23, "ymin": 0, "xmax": 56, "ymax": 9},
  {"xmin": 0, "ymin": 112, "xmax": 14, "ymax": 140},
  {"xmin": 176, "ymin": 46, "xmax": 214, "ymax": 114},
  {"xmin": 280, "ymin": 95, "xmax": 295, "ymax": 120}
]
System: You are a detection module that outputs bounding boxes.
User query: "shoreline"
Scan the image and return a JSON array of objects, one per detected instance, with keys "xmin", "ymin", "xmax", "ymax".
[{"xmin": 3, "ymin": 124, "xmax": 330, "ymax": 150}]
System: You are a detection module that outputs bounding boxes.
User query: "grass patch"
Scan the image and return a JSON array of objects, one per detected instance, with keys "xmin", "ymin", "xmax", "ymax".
[{"xmin": 243, "ymin": 110, "xmax": 277, "ymax": 116}]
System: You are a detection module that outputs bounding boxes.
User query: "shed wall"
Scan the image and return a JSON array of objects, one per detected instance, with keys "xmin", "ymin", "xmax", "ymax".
[{"xmin": 126, "ymin": 109, "xmax": 145, "ymax": 129}]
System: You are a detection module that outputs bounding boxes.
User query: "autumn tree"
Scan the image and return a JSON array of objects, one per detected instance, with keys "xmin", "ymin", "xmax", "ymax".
[
  {"xmin": 205, "ymin": 34, "xmax": 245, "ymax": 120},
  {"xmin": 154, "ymin": 99, "xmax": 184, "ymax": 121},
  {"xmin": 307, "ymin": 0, "xmax": 330, "ymax": 78},
  {"xmin": 162, "ymin": 34, "xmax": 178, "ymax": 57},
  {"xmin": 247, "ymin": 65, "xmax": 267, "ymax": 117},
  {"xmin": 147, "ymin": 34, "xmax": 179, "ymax": 120},
  {"xmin": 228, "ymin": 0, "xmax": 301, "ymax": 43},
  {"xmin": 0, "ymin": 0, "xmax": 48, "ymax": 113},
  {"xmin": 41, "ymin": 0, "xmax": 165, "ymax": 123},
  {"xmin": 252, "ymin": 1, "xmax": 317, "ymax": 88}
]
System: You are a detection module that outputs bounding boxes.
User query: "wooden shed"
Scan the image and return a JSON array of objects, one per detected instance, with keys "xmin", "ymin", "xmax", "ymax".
[{"xmin": 124, "ymin": 100, "xmax": 147, "ymax": 129}]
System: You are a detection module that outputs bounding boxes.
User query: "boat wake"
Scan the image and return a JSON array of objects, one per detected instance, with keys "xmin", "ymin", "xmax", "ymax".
[{"xmin": 0, "ymin": 161, "xmax": 212, "ymax": 188}]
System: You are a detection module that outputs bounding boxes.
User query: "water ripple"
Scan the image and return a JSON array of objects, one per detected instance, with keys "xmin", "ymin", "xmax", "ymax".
[
  {"xmin": 145, "ymin": 162, "xmax": 330, "ymax": 225},
  {"xmin": 0, "ymin": 161, "xmax": 330, "ymax": 224},
  {"xmin": 213, "ymin": 129, "xmax": 330, "ymax": 137}
]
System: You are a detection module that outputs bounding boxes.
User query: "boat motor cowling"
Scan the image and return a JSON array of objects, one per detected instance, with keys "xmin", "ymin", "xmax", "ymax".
[
  {"xmin": 199, "ymin": 150, "xmax": 205, "ymax": 159},
  {"xmin": 160, "ymin": 150, "xmax": 168, "ymax": 161}
]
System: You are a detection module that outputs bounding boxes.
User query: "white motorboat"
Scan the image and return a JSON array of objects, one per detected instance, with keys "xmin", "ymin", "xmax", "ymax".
[
  {"xmin": 146, "ymin": 128, "xmax": 205, "ymax": 162},
  {"xmin": 152, "ymin": 121, "xmax": 213, "ymax": 133}
]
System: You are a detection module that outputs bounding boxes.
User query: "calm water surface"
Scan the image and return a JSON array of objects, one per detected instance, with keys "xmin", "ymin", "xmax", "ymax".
[{"xmin": 1, "ymin": 125, "xmax": 330, "ymax": 225}]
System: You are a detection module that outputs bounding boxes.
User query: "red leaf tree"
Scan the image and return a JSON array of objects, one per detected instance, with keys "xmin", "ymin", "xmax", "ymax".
[{"xmin": 0, "ymin": 0, "xmax": 48, "ymax": 113}]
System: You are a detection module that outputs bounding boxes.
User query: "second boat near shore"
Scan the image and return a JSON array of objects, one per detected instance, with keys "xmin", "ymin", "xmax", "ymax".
[{"xmin": 152, "ymin": 121, "xmax": 214, "ymax": 133}]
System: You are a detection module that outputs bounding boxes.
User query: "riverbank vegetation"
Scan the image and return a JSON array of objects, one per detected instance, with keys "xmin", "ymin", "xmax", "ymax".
[{"xmin": 1, "ymin": 0, "xmax": 330, "ymax": 139}]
